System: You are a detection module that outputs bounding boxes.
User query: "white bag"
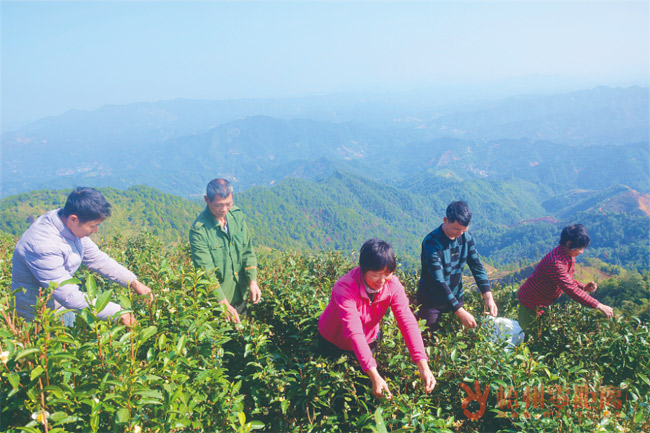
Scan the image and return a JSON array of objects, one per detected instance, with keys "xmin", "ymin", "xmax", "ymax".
[{"xmin": 484, "ymin": 316, "xmax": 524, "ymax": 349}]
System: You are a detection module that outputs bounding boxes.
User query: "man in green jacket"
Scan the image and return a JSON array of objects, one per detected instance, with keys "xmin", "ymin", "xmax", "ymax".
[{"xmin": 189, "ymin": 178, "xmax": 261, "ymax": 323}]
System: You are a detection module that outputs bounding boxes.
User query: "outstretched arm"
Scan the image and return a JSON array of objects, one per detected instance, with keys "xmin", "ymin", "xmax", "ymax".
[
  {"xmin": 547, "ymin": 261, "xmax": 599, "ymax": 309},
  {"xmin": 367, "ymin": 367, "xmax": 393, "ymax": 399},
  {"xmin": 596, "ymin": 302, "xmax": 614, "ymax": 318},
  {"xmin": 131, "ymin": 280, "xmax": 154, "ymax": 304},
  {"xmin": 25, "ymin": 243, "xmax": 121, "ymax": 320},
  {"xmin": 466, "ymin": 236, "xmax": 496, "ymax": 319},
  {"xmin": 415, "ymin": 359, "xmax": 436, "ymax": 393},
  {"xmin": 482, "ymin": 291, "xmax": 498, "ymax": 317},
  {"xmin": 241, "ymin": 219, "xmax": 259, "ymax": 295}
]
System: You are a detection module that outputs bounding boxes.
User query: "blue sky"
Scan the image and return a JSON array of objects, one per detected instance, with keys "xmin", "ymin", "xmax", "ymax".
[{"xmin": 1, "ymin": 1, "xmax": 648, "ymax": 130}]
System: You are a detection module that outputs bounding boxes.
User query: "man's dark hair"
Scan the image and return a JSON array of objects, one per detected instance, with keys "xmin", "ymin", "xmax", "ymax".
[
  {"xmin": 446, "ymin": 201, "xmax": 472, "ymax": 226},
  {"xmin": 560, "ymin": 224, "xmax": 590, "ymax": 249},
  {"xmin": 60, "ymin": 187, "xmax": 111, "ymax": 223},
  {"xmin": 206, "ymin": 178, "xmax": 233, "ymax": 202},
  {"xmin": 359, "ymin": 238, "xmax": 397, "ymax": 274}
]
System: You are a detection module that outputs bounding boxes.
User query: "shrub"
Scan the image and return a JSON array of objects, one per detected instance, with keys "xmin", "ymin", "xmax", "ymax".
[{"xmin": 1, "ymin": 232, "xmax": 648, "ymax": 432}]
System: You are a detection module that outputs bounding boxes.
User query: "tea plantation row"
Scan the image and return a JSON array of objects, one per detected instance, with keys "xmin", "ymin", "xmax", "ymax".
[{"xmin": 0, "ymin": 232, "xmax": 648, "ymax": 432}]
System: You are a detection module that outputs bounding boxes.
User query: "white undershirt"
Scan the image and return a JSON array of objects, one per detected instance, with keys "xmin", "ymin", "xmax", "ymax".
[{"xmin": 364, "ymin": 281, "xmax": 381, "ymax": 302}]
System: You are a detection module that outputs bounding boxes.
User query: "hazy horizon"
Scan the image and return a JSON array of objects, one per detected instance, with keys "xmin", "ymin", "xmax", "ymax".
[{"xmin": 2, "ymin": 1, "xmax": 648, "ymax": 131}]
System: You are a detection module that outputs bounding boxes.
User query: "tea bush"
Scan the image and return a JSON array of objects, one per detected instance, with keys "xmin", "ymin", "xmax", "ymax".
[{"xmin": 1, "ymin": 231, "xmax": 648, "ymax": 432}]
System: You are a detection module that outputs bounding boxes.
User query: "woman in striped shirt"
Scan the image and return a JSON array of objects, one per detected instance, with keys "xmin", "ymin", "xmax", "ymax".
[{"xmin": 517, "ymin": 224, "xmax": 614, "ymax": 335}]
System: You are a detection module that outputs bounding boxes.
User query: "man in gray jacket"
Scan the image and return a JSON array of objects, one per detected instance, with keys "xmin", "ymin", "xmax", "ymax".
[{"xmin": 12, "ymin": 187, "xmax": 153, "ymax": 326}]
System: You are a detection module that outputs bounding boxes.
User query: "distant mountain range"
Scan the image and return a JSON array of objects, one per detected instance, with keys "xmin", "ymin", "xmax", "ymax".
[
  {"xmin": 1, "ymin": 86, "xmax": 648, "ymax": 198},
  {"xmin": 1, "ymin": 86, "xmax": 648, "ymax": 270},
  {"xmin": 420, "ymin": 86, "xmax": 649, "ymax": 145}
]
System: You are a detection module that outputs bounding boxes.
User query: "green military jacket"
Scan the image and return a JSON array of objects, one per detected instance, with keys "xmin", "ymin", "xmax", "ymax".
[{"xmin": 189, "ymin": 205, "xmax": 258, "ymax": 305}]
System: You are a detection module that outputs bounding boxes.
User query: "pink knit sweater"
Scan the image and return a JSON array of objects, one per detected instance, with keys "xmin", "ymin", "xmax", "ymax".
[{"xmin": 318, "ymin": 266, "xmax": 428, "ymax": 372}]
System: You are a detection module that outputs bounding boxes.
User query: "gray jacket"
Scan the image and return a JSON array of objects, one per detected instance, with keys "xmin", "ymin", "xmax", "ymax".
[{"xmin": 12, "ymin": 209, "xmax": 136, "ymax": 321}]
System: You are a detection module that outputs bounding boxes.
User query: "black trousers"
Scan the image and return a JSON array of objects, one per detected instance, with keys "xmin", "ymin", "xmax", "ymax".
[
  {"xmin": 317, "ymin": 332, "xmax": 378, "ymax": 360},
  {"xmin": 416, "ymin": 293, "xmax": 465, "ymax": 332}
]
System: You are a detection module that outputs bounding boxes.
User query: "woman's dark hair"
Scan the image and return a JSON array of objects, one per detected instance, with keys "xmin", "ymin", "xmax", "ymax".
[
  {"xmin": 446, "ymin": 200, "xmax": 472, "ymax": 226},
  {"xmin": 359, "ymin": 238, "xmax": 397, "ymax": 273},
  {"xmin": 559, "ymin": 224, "xmax": 590, "ymax": 249},
  {"xmin": 60, "ymin": 187, "xmax": 112, "ymax": 223}
]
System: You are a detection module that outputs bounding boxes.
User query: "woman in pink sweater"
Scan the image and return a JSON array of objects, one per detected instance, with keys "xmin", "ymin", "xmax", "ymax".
[{"xmin": 318, "ymin": 238, "xmax": 436, "ymax": 399}]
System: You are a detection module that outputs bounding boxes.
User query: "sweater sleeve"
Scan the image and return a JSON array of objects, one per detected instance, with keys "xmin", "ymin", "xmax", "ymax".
[
  {"xmin": 240, "ymin": 219, "xmax": 258, "ymax": 284},
  {"xmin": 24, "ymin": 244, "xmax": 121, "ymax": 321},
  {"xmin": 81, "ymin": 237, "xmax": 137, "ymax": 288},
  {"xmin": 547, "ymin": 259, "xmax": 599, "ymax": 308},
  {"xmin": 389, "ymin": 279, "xmax": 428, "ymax": 364},
  {"xmin": 466, "ymin": 235, "xmax": 491, "ymax": 294},
  {"xmin": 333, "ymin": 284, "xmax": 377, "ymax": 372}
]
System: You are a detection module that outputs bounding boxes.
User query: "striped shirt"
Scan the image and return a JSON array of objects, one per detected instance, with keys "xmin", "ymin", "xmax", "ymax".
[
  {"xmin": 518, "ymin": 246, "xmax": 599, "ymax": 313},
  {"xmin": 417, "ymin": 225, "xmax": 491, "ymax": 311}
]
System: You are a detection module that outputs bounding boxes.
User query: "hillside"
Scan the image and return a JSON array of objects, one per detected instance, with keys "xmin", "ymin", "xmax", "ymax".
[
  {"xmin": 542, "ymin": 185, "xmax": 650, "ymax": 218},
  {"xmin": 1, "ymin": 176, "xmax": 648, "ymax": 271},
  {"xmin": 0, "ymin": 185, "xmax": 203, "ymax": 243},
  {"xmin": 393, "ymin": 138, "xmax": 648, "ymax": 194},
  {"xmin": 479, "ymin": 211, "xmax": 650, "ymax": 272},
  {"xmin": 597, "ymin": 187, "xmax": 650, "ymax": 216}
]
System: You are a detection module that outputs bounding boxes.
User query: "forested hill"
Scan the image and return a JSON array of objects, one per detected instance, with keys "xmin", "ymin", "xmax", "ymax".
[
  {"xmin": 0, "ymin": 186, "xmax": 203, "ymax": 243},
  {"xmin": 238, "ymin": 172, "xmax": 650, "ymax": 271},
  {"xmin": 235, "ymin": 171, "xmax": 550, "ymax": 265},
  {"xmin": 0, "ymin": 175, "xmax": 648, "ymax": 271}
]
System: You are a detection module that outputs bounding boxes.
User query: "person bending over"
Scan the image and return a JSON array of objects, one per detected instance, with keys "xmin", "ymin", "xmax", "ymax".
[
  {"xmin": 517, "ymin": 224, "xmax": 614, "ymax": 335},
  {"xmin": 318, "ymin": 238, "xmax": 436, "ymax": 399},
  {"xmin": 12, "ymin": 187, "xmax": 153, "ymax": 327}
]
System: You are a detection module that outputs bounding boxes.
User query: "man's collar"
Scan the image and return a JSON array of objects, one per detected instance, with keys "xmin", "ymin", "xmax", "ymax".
[
  {"xmin": 203, "ymin": 206, "xmax": 230, "ymax": 231},
  {"xmin": 437, "ymin": 224, "xmax": 455, "ymax": 241},
  {"xmin": 53, "ymin": 209, "xmax": 77, "ymax": 241}
]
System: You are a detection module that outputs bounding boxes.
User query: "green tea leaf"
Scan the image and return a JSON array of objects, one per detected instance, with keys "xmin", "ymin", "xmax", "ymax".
[
  {"xmin": 15, "ymin": 347, "xmax": 40, "ymax": 362},
  {"xmin": 116, "ymin": 408, "xmax": 130, "ymax": 424},
  {"xmin": 8, "ymin": 372, "xmax": 20, "ymax": 389},
  {"xmin": 94, "ymin": 289, "xmax": 113, "ymax": 314},
  {"xmin": 140, "ymin": 325, "xmax": 158, "ymax": 344},
  {"xmin": 30, "ymin": 366, "xmax": 45, "ymax": 381},
  {"xmin": 118, "ymin": 294, "xmax": 132, "ymax": 310},
  {"xmin": 373, "ymin": 407, "xmax": 389, "ymax": 433},
  {"xmin": 85, "ymin": 275, "xmax": 97, "ymax": 299},
  {"xmin": 176, "ymin": 334, "xmax": 187, "ymax": 353},
  {"xmin": 249, "ymin": 420, "xmax": 265, "ymax": 430},
  {"xmin": 135, "ymin": 389, "xmax": 163, "ymax": 400},
  {"xmin": 637, "ymin": 373, "xmax": 650, "ymax": 386}
]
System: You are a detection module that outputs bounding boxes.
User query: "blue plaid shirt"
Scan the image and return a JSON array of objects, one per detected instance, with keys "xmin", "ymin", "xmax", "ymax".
[{"xmin": 418, "ymin": 225, "xmax": 491, "ymax": 311}]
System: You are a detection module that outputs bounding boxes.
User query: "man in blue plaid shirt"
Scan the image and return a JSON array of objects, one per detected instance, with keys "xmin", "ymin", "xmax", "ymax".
[{"xmin": 416, "ymin": 201, "xmax": 498, "ymax": 331}]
